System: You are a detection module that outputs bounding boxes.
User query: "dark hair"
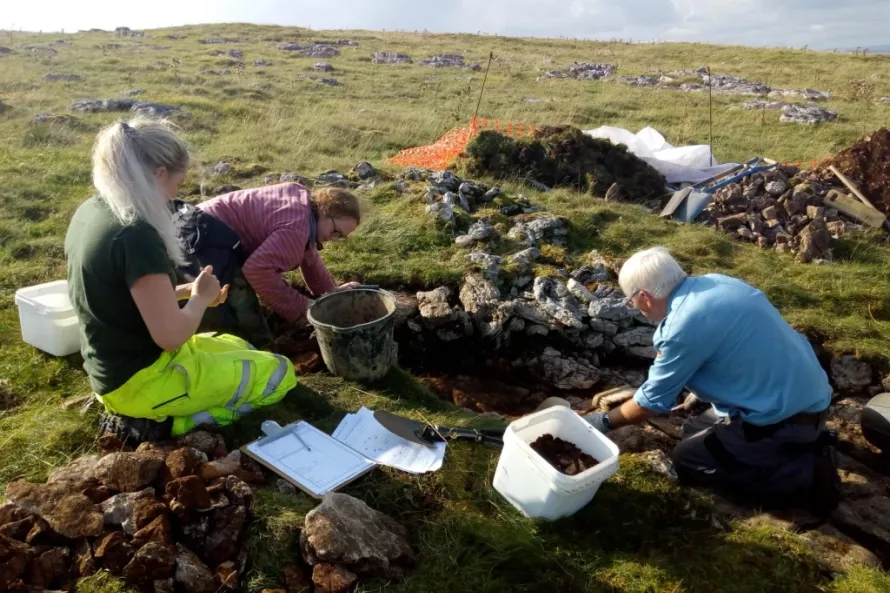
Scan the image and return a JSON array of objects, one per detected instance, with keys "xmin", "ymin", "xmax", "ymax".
[{"xmin": 312, "ymin": 188, "xmax": 361, "ymax": 223}]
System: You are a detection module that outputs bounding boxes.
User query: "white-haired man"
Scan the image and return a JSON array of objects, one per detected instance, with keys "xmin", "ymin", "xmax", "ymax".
[{"xmin": 585, "ymin": 247, "xmax": 839, "ymax": 512}]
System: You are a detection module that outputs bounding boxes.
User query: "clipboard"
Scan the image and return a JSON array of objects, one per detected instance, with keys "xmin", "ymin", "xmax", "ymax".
[{"xmin": 242, "ymin": 420, "xmax": 376, "ymax": 499}]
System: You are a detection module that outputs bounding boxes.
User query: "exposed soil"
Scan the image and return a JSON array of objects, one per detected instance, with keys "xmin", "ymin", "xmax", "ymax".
[
  {"xmin": 531, "ymin": 434, "xmax": 599, "ymax": 475},
  {"xmin": 816, "ymin": 127, "xmax": 890, "ymax": 215},
  {"xmin": 418, "ymin": 375, "xmax": 549, "ymax": 416}
]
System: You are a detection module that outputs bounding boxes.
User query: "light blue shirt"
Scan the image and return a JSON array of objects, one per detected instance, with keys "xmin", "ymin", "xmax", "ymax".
[{"xmin": 633, "ymin": 274, "xmax": 831, "ymax": 426}]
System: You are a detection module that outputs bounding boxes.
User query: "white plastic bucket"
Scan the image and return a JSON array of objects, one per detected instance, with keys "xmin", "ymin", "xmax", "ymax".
[
  {"xmin": 15, "ymin": 280, "xmax": 81, "ymax": 357},
  {"xmin": 493, "ymin": 405, "xmax": 620, "ymax": 520}
]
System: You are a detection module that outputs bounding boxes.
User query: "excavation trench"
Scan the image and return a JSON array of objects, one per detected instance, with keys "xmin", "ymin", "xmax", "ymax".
[{"xmin": 267, "ymin": 289, "xmax": 890, "ymax": 570}]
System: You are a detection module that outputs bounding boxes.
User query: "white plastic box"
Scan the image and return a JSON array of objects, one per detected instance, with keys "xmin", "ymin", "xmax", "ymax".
[
  {"xmin": 493, "ymin": 405, "xmax": 620, "ymax": 520},
  {"xmin": 15, "ymin": 280, "xmax": 81, "ymax": 357}
]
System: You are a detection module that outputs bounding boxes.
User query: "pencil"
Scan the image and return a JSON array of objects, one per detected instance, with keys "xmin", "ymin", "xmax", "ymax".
[{"xmin": 295, "ymin": 430, "xmax": 312, "ymax": 451}]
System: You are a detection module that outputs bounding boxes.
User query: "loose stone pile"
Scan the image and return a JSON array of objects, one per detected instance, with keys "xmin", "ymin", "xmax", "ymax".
[
  {"xmin": 619, "ymin": 68, "xmax": 831, "ymax": 102},
  {"xmin": 199, "ymin": 37, "xmax": 239, "ymax": 44},
  {"xmin": 417, "ymin": 54, "xmax": 481, "ymax": 70},
  {"xmin": 68, "ymin": 99, "xmax": 190, "ymax": 119},
  {"xmin": 371, "ymin": 51, "xmax": 412, "ymax": 64},
  {"xmin": 42, "ymin": 73, "xmax": 83, "ymax": 82},
  {"xmin": 114, "ymin": 27, "xmax": 145, "ymax": 38},
  {"xmin": 0, "ymin": 431, "xmax": 260, "ymax": 592},
  {"xmin": 297, "ymin": 76, "xmax": 342, "ymax": 87},
  {"xmin": 740, "ymin": 101, "xmax": 838, "ymax": 124},
  {"xmin": 276, "ymin": 43, "xmax": 340, "ymax": 58},
  {"xmin": 383, "ymin": 168, "xmax": 660, "ymax": 392},
  {"xmin": 701, "ymin": 165, "xmax": 861, "ymax": 262},
  {"xmin": 538, "ymin": 62, "xmax": 616, "ymax": 82}
]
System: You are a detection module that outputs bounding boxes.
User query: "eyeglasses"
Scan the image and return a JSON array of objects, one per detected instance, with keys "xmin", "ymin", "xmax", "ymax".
[{"xmin": 623, "ymin": 289, "xmax": 642, "ymax": 308}]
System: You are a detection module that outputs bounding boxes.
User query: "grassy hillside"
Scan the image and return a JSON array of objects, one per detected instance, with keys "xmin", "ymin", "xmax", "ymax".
[{"xmin": 1, "ymin": 23, "xmax": 890, "ymax": 593}]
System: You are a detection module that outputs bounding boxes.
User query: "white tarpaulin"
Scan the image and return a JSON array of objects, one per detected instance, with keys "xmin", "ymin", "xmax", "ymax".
[{"xmin": 583, "ymin": 126, "xmax": 738, "ymax": 184}]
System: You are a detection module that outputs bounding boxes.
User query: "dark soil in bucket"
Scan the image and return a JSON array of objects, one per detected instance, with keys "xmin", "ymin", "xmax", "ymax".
[{"xmin": 531, "ymin": 434, "xmax": 599, "ymax": 476}]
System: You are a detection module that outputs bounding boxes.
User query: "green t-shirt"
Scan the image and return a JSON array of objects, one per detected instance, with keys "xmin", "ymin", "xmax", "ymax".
[{"xmin": 65, "ymin": 197, "xmax": 176, "ymax": 395}]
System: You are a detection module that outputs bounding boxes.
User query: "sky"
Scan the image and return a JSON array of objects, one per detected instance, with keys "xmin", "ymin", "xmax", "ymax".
[{"xmin": 5, "ymin": 0, "xmax": 889, "ymax": 50}]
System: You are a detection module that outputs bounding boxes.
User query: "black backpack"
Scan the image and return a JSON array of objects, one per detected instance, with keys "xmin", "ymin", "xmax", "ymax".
[{"xmin": 171, "ymin": 199, "xmax": 245, "ymax": 286}]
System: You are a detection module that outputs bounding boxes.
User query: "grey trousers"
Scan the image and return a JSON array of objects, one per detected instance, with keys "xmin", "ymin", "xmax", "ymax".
[{"xmin": 672, "ymin": 408, "xmax": 825, "ymax": 497}]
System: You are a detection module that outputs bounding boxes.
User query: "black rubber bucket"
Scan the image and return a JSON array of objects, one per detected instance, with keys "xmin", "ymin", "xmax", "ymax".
[{"xmin": 306, "ymin": 288, "xmax": 398, "ymax": 382}]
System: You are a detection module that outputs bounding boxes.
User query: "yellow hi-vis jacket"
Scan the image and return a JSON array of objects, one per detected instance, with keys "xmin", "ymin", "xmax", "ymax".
[{"xmin": 96, "ymin": 333, "xmax": 296, "ymax": 436}]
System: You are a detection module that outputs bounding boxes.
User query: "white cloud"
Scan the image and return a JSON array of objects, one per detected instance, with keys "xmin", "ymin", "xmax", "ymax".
[{"xmin": 3, "ymin": 0, "xmax": 889, "ymax": 49}]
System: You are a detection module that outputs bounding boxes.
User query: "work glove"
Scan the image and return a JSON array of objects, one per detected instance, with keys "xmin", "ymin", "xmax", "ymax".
[{"xmin": 583, "ymin": 411, "xmax": 610, "ymax": 434}]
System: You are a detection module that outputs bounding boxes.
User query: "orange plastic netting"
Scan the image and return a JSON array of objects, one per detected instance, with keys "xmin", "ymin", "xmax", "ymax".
[{"xmin": 387, "ymin": 118, "xmax": 537, "ymax": 171}]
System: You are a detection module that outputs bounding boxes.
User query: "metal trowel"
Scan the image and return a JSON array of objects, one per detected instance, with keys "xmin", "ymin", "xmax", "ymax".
[{"xmin": 373, "ymin": 410, "xmax": 505, "ymax": 448}]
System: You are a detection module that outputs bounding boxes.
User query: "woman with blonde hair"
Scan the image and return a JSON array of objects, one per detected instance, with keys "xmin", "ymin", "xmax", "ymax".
[{"xmin": 65, "ymin": 117, "xmax": 296, "ymax": 443}]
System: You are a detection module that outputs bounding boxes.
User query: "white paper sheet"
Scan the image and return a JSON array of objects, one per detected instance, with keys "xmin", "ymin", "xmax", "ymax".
[
  {"xmin": 245, "ymin": 422, "xmax": 375, "ymax": 497},
  {"xmin": 333, "ymin": 407, "xmax": 446, "ymax": 474}
]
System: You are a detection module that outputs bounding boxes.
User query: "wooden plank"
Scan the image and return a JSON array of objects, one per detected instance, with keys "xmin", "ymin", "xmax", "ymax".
[
  {"xmin": 829, "ymin": 165, "xmax": 890, "ymax": 232},
  {"xmin": 829, "ymin": 165, "xmax": 879, "ymax": 210},
  {"xmin": 824, "ymin": 190, "xmax": 887, "ymax": 228}
]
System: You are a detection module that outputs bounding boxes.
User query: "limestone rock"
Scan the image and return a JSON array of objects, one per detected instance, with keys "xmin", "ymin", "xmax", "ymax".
[
  {"xmin": 353, "ymin": 162, "xmax": 376, "ymax": 180},
  {"xmin": 205, "ymin": 505, "xmax": 247, "ymax": 566},
  {"xmin": 174, "ymin": 544, "xmax": 215, "ymax": 593},
  {"xmin": 100, "ymin": 488, "xmax": 155, "ymax": 535},
  {"xmin": 588, "ymin": 297, "xmax": 636, "ymax": 321},
  {"xmin": 123, "ymin": 542, "xmax": 175, "ymax": 583},
  {"xmin": 466, "ymin": 251, "xmax": 504, "ymax": 281},
  {"xmin": 165, "ymin": 447, "xmax": 209, "ymax": 479},
  {"xmin": 312, "ymin": 563, "xmax": 358, "ymax": 593},
  {"xmin": 166, "ymin": 476, "xmax": 213, "ymax": 511},
  {"xmin": 429, "ymin": 170, "xmax": 461, "ymax": 192},
  {"xmin": 830, "ymin": 355, "xmax": 873, "ymax": 393},
  {"xmin": 371, "ymin": 51, "xmax": 412, "ymax": 64},
  {"xmin": 25, "ymin": 546, "xmax": 70, "ymax": 588},
  {"xmin": 0, "ymin": 535, "xmax": 31, "ymax": 589},
  {"xmin": 831, "ymin": 495, "xmax": 890, "ymax": 551},
  {"xmin": 508, "ymin": 248, "xmax": 541, "ymax": 269},
  {"xmin": 425, "ymin": 202, "xmax": 453, "ymax": 223},
  {"xmin": 639, "ymin": 450, "xmax": 678, "ymax": 481},
  {"xmin": 132, "ymin": 514, "xmax": 174, "ymax": 550},
  {"xmin": 196, "ymin": 450, "xmax": 264, "ymax": 484},
  {"xmin": 797, "ymin": 217, "xmax": 831, "ymax": 263},
  {"xmin": 301, "ymin": 493, "xmax": 415, "ymax": 579},
  {"xmin": 800, "ymin": 524, "xmax": 881, "ymax": 574},
  {"xmin": 532, "ymin": 277, "xmax": 585, "ymax": 329},
  {"xmin": 566, "ymin": 278, "xmax": 595, "ymax": 303},
  {"xmin": 416, "ymin": 287, "xmax": 456, "ymax": 327},
  {"xmin": 5, "ymin": 480, "xmax": 103, "ymax": 539},
  {"xmin": 0, "ymin": 516, "xmax": 34, "ymax": 541},
  {"xmin": 46, "ymin": 455, "xmax": 101, "ymax": 490},
  {"xmin": 459, "ymin": 273, "xmax": 500, "ymax": 318},
  {"xmin": 95, "ymin": 531, "xmax": 134, "ymax": 575},
  {"xmin": 613, "ymin": 327, "xmax": 655, "ymax": 348},
  {"xmin": 72, "ymin": 538, "xmax": 96, "ymax": 578},
  {"xmin": 92, "ymin": 452, "xmax": 164, "ymax": 492},
  {"xmin": 178, "ymin": 431, "xmax": 227, "ymax": 458},
  {"xmin": 43, "ymin": 72, "xmax": 83, "ymax": 82},
  {"xmin": 455, "ymin": 220, "xmax": 494, "ymax": 247},
  {"xmin": 528, "ymin": 347, "xmax": 601, "ymax": 390},
  {"xmin": 223, "ymin": 475, "xmax": 254, "ymax": 511},
  {"xmin": 507, "ymin": 215, "xmax": 569, "ymax": 246}
]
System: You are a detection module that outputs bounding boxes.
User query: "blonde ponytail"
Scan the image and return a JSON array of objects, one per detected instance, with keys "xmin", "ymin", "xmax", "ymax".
[{"xmin": 91, "ymin": 116, "xmax": 190, "ymax": 265}]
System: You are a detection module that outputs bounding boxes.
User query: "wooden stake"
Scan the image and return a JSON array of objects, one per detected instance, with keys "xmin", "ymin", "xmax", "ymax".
[
  {"xmin": 829, "ymin": 165, "xmax": 878, "ymax": 210},
  {"xmin": 829, "ymin": 164, "xmax": 890, "ymax": 231}
]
